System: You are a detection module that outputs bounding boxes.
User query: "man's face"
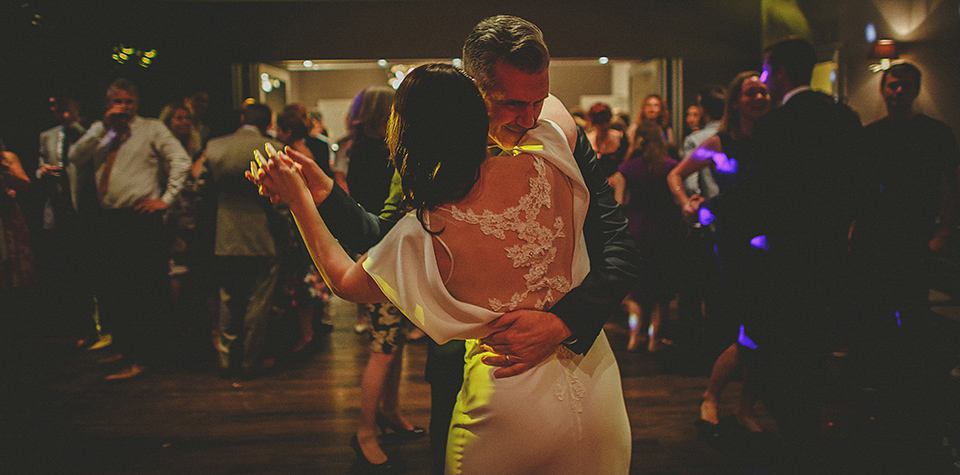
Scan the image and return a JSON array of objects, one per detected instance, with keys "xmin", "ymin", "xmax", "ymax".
[
  {"xmin": 881, "ymin": 72, "xmax": 919, "ymax": 114},
  {"xmin": 480, "ymin": 60, "xmax": 550, "ymax": 149},
  {"xmin": 190, "ymin": 92, "xmax": 209, "ymax": 117},
  {"xmin": 109, "ymin": 89, "xmax": 139, "ymax": 118},
  {"xmin": 50, "ymin": 97, "xmax": 78, "ymax": 126}
]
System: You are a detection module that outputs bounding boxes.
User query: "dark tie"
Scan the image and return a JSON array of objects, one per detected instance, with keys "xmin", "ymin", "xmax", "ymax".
[{"xmin": 60, "ymin": 126, "xmax": 73, "ymax": 212}]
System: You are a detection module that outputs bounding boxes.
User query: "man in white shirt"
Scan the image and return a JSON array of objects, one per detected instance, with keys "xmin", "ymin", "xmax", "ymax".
[{"xmin": 70, "ymin": 78, "xmax": 191, "ymax": 380}]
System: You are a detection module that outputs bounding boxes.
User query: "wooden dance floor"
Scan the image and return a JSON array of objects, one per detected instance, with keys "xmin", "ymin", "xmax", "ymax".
[{"xmin": 4, "ymin": 293, "xmax": 959, "ymax": 474}]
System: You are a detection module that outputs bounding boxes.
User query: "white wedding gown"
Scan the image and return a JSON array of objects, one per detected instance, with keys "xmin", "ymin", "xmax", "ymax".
[{"xmin": 363, "ymin": 119, "xmax": 631, "ymax": 474}]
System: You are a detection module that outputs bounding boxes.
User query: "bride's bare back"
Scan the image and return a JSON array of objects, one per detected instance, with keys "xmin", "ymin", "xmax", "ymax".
[{"xmin": 429, "ymin": 153, "xmax": 576, "ymax": 313}]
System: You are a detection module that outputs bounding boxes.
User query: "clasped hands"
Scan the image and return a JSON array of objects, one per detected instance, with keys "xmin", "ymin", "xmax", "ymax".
[
  {"xmin": 246, "ymin": 144, "xmax": 334, "ymax": 206},
  {"xmin": 681, "ymin": 194, "xmax": 705, "ymax": 219}
]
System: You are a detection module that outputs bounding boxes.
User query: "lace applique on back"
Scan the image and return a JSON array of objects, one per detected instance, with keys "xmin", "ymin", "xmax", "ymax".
[{"xmin": 440, "ymin": 156, "xmax": 572, "ymax": 312}]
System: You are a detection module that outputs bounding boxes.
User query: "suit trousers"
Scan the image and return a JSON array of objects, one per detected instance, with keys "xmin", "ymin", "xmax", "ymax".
[
  {"xmin": 425, "ymin": 339, "xmax": 466, "ymax": 475},
  {"xmin": 93, "ymin": 208, "xmax": 169, "ymax": 365},
  {"xmin": 215, "ymin": 256, "xmax": 280, "ymax": 372}
]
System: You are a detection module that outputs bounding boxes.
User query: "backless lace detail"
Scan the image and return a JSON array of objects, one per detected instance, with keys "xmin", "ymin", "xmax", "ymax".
[{"xmin": 442, "ymin": 156, "xmax": 573, "ymax": 311}]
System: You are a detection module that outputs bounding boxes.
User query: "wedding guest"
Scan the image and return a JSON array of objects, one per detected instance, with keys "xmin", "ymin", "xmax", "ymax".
[
  {"xmin": 35, "ymin": 94, "xmax": 97, "ymax": 345},
  {"xmin": 586, "ymin": 102, "xmax": 627, "ymax": 178},
  {"xmin": 1, "ymin": 139, "xmax": 35, "ymax": 301},
  {"xmin": 668, "ymin": 72, "xmax": 771, "ymax": 435},
  {"xmin": 69, "ymin": 78, "xmax": 191, "ymax": 380},
  {"xmin": 610, "ymin": 123, "xmax": 681, "ymax": 352}
]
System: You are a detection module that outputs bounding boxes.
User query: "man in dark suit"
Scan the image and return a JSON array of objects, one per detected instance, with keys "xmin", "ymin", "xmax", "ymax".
[
  {"xmin": 36, "ymin": 94, "xmax": 97, "ymax": 344},
  {"xmin": 852, "ymin": 61, "xmax": 960, "ymax": 472},
  {"xmin": 204, "ymin": 103, "xmax": 286, "ymax": 379},
  {"xmin": 705, "ymin": 37, "xmax": 864, "ymax": 472}
]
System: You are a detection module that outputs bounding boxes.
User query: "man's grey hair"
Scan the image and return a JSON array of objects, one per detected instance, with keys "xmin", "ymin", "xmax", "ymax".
[
  {"xmin": 462, "ymin": 15, "xmax": 550, "ymax": 92},
  {"xmin": 106, "ymin": 77, "xmax": 139, "ymax": 103}
]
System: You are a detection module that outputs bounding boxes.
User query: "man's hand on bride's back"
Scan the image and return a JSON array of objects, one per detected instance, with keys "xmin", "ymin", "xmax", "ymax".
[{"xmin": 481, "ymin": 309, "xmax": 573, "ymax": 378}]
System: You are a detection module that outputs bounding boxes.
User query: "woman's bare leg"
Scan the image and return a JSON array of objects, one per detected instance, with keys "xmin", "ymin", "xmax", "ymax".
[
  {"xmin": 356, "ymin": 351, "xmax": 395, "ymax": 464},
  {"xmin": 701, "ymin": 343, "xmax": 740, "ymax": 424}
]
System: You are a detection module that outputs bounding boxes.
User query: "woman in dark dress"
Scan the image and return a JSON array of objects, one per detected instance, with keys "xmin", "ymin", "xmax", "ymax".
[
  {"xmin": 610, "ymin": 123, "xmax": 681, "ymax": 352},
  {"xmin": 586, "ymin": 102, "xmax": 627, "ymax": 179},
  {"xmin": 666, "ymin": 71, "xmax": 771, "ymax": 434}
]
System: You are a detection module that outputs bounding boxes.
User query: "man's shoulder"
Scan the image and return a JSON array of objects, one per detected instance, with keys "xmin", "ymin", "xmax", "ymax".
[
  {"xmin": 775, "ymin": 91, "xmax": 858, "ymax": 123},
  {"xmin": 685, "ymin": 124, "xmax": 718, "ymax": 145},
  {"xmin": 133, "ymin": 116, "xmax": 165, "ymax": 129},
  {"xmin": 913, "ymin": 114, "xmax": 952, "ymax": 132},
  {"xmin": 212, "ymin": 128, "xmax": 272, "ymax": 144},
  {"xmin": 867, "ymin": 114, "xmax": 952, "ymax": 136},
  {"xmin": 40, "ymin": 124, "xmax": 61, "ymax": 138}
]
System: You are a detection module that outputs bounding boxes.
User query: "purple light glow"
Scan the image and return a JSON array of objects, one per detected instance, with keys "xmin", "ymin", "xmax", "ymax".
[
  {"xmin": 698, "ymin": 207, "xmax": 715, "ymax": 226},
  {"xmin": 750, "ymin": 235, "xmax": 768, "ymax": 250},
  {"xmin": 738, "ymin": 325, "xmax": 758, "ymax": 349},
  {"xmin": 895, "ymin": 311, "xmax": 902, "ymax": 327},
  {"xmin": 711, "ymin": 151, "xmax": 738, "ymax": 173}
]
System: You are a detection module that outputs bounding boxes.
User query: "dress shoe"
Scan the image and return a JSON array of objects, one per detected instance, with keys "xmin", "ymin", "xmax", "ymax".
[
  {"xmin": 350, "ymin": 433, "xmax": 398, "ymax": 473},
  {"xmin": 87, "ymin": 333, "xmax": 113, "ymax": 350},
  {"xmin": 375, "ymin": 412, "xmax": 426, "ymax": 440},
  {"xmin": 105, "ymin": 363, "xmax": 146, "ymax": 381}
]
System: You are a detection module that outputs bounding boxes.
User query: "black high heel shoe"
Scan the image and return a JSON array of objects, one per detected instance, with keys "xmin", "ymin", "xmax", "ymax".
[
  {"xmin": 375, "ymin": 412, "xmax": 426, "ymax": 440},
  {"xmin": 350, "ymin": 433, "xmax": 398, "ymax": 473}
]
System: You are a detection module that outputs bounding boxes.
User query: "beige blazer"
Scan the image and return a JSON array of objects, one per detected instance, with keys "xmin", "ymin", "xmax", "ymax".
[{"xmin": 203, "ymin": 126, "xmax": 285, "ymax": 257}]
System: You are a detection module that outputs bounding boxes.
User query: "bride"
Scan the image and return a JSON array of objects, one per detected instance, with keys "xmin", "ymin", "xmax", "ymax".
[{"xmin": 251, "ymin": 63, "xmax": 630, "ymax": 475}]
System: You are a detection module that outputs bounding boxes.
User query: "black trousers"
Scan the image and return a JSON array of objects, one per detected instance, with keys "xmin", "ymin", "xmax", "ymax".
[
  {"xmin": 93, "ymin": 208, "xmax": 169, "ymax": 365},
  {"xmin": 425, "ymin": 339, "xmax": 465, "ymax": 475}
]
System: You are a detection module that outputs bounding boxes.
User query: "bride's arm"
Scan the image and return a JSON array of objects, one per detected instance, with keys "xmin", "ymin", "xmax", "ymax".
[{"xmin": 256, "ymin": 148, "xmax": 386, "ymax": 303}]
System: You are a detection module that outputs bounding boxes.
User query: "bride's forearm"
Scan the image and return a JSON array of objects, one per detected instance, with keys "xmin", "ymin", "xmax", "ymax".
[{"xmin": 287, "ymin": 198, "xmax": 386, "ymax": 302}]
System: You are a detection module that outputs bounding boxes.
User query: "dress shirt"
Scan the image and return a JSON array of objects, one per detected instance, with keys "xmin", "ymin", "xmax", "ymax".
[
  {"xmin": 681, "ymin": 121, "xmax": 721, "ymax": 198},
  {"xmin": 70, "ymin": 116, "xmax": 190, "ymax": 209},
  {"xmin": 781, "ymin": 85, "xmax": 813, "ymax": 105}
]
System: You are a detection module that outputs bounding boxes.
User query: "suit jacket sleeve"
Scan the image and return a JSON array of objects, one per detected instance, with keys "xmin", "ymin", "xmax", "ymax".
[
  {"xmin": 550, "ymin": 127, "xmax": 641, "ymax": 354},
  {"xmin": 316, "ymin": 169, "xmax": 402, "ymax": 254}
]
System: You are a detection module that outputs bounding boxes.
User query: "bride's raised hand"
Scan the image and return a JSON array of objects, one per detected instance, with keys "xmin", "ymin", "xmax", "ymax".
[
  {"xmin": 280, "ymin": 145, "xmax": 335, "ymax": 204},
  {"xmin": 254, "ymin": 144, "xmax": 311, "ymax": 207}
]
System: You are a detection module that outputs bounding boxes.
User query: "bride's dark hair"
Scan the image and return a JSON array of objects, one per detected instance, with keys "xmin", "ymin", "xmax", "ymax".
[{"xmin": 387, "ymin": 63, "xmax": 489, "ymax": 230}]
